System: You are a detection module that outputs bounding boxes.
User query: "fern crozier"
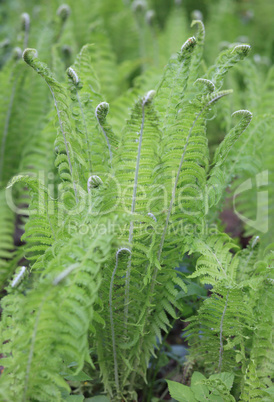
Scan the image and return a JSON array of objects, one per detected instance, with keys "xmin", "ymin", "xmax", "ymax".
[
  {"xmin": 232, "ymin": 109, "xmax": 252, "ymax": 121},
  {"xmin": 87, "ymin": 175, "xmax": 103, "ymax": 192},
  {"xmin": 95, "ymin": 102, "xmax": 109, "ymax": 123},
  {"xmin": 195, "ymin": 78, "xmax": 215, "ymax": 92},
  {"xmin": 143, "ymin": 90, "xmax": 156, "ymax": 105},
  {"xmin": 232, "ymin": 44, "xmax": 251, "ymax": 56},
  {"xmin": 67, "ymin": 67, "xmax": 79, "ymax": 85},
  {"xmin": 132, "ymin": 0, "xmax": 147, "ymax": 13},
  {"xmin": 180, "ymin": 36, "xmax": 196, "ymax": 54},
  {"xmin": 145, "ymin": 10, "xmax": 156, "ymax": 26},
  {"xmin": 21, "ymin": 13, "xmax": 30, "ymax": 32},
  {"xmin": 22, "ymin": 48, "xmax": 38, "ymax": 65},
  {"xmin": 57, "ymin": 4, "xmax": 71, "ymax": 22}
]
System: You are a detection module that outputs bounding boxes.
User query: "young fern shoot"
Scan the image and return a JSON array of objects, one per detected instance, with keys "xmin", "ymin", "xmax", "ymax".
[
  {"xmin": 96, "ymin": 102, "xmax": 113, "ymax": 163},
  {"xmin": 124, "ymin": 89, "xmax": 156, "ymax": 331},
  {"xmin": 23, "ymin": 48, "xmax": 79, "ymax": 203}
]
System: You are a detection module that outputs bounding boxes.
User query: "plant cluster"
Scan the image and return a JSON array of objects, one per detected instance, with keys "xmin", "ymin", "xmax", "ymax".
[{"xmin": 0, "ymin": 1, "xmax": 273, "ymax": 401}]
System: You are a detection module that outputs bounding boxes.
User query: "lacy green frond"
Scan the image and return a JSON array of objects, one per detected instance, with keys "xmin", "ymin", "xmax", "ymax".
[
  {"xmin": 188, "ymin": 233, "xmax": 239, "ymax": 285},
  {"xmin": 1, "ymin": 9, "xmax": 273, "ymax": 401},
  {"xmin": 185, "ymin": 284, "xmax": 253, "ymax": 373},
  {"xmin": 0, "ymin": 230, "xmax": 115, "ymax": 400},
  {"xmin": 208, "ymin": 43, "xmax": 251, "ymax": 89},
  {"xmin": 7, "ymin": 174, "xmax": 57, "ymax": 263},
  {"xmin": 23, "ymin": 48, "xmax": 81, "ymax": 203}
]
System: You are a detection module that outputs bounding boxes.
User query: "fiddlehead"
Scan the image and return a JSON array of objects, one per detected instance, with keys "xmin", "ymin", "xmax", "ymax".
[
  {"xmin": 95, "ymin": 102, "xmax": 113, "ymax": 162},
  {"xmin": 23, "ymin": 48, "xmax": 80, "ymax": 203}
]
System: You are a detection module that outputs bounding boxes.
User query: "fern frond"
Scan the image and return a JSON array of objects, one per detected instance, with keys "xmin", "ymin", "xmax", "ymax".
[
  {"xmin": 208, "ymin": 44, "xmax": 251, "ymax": 89},
  {"xmin": 23, "ymin": 48, "xmax": 82, "ymax": 203},
  {"xmin": 0, "ymin": 230, "xmax": 115, "ymax": 400},
  {"xmin": 208, "ymin": 109, "xmax": 253, "ymax": 208},
  {"xmin": 188, "ymin": 233, "xmax": 239, "ymax": 285},
  {"xmin": 7, "ymin": 175, "xmax": 57, "ymax": 263},
  {"xmin": 185, "ymin": 284, "xmax": 253, "ymax": 373},
  {"xmin": 67, "ymin": 44, "xmax": 116, "ymax": 179},
  {"xmin": 213, "ymin": 110, "xmax": 252, "ymax": 167},
  {"xmin": 240, "ymin": 361, "xmax": 270, "ymax": 401},
  {"xmin": 88, "ymin": 24, "xmax": 119, "ymax": 101}
]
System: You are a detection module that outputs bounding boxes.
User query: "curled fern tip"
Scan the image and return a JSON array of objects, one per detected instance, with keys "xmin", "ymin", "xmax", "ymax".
[
  {"xmin": 21, "ymin": 13, "xmax": 30, "ymax": 31},
  {"xmin": 232, "ymin": 44, "xmax": 251, "ymax": 56},
  {"xmin": 132, "ymin": 0, "xmax": 147, "ymax": 13},
  {"xmin": 117, "ymin": 247, "xmax": 131, "ymax": 257},
  {"xmin": 146, "ymin": 10, "xmax": 156, "ymax": 26},
  {"xmin": 22, "ymin": 48, "xmax": 38, "ymax": 65},
  {"xmin": 191, "ymin": 10, "xmax": 203, "ymax": 21},
  {"xmin": 195, "ymin": 78, "xmax": 215, "ymax": 92},
  {"xmin": 96, "ymin": 102, "xmax": 109, "ymax": 122},
  {"xmin": 57, "ymin": 4, "xmax": 71, "ymax": 21},
  {"xmin": 232, "ymin": 109, "xmax": 253, "ymax": 122},
  {"xmin": 143, "ymin": 90, "xmax": 156, "ymax": 105},
  {"xmin": 87, "ymin": 175, "xmax": 103, "ymax": 192},
  {"xmin": 180, "ymin": 37, "xmax": 196, "ymax": 55},
  {"xmin": 67, "ymin": 67, "xmax": 79, "ymax": 85}
]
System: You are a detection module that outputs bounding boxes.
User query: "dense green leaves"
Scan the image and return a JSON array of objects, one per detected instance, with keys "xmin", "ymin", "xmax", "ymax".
[{"xmin": 0, "ymin": 1, "xmax": 274, "ymax": 401}]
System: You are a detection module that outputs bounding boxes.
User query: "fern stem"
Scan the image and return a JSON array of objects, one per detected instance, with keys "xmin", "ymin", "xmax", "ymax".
[
  {"xmin": 124, "ymin": 100, "xmax": 145, "ymax": 330},
  {"xmin": 23, "ymin": 49, "xmax": 79, "ymax": 202},
  {"xmin": 218, "ymin": 290, "xmax": 229, "ymax": 373},
  {"xmin": 110, "ymin": 248, "xmax": 130, "ymax": 395}
]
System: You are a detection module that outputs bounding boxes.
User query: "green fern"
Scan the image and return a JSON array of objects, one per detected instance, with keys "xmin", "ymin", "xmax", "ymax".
[{"xmin": 0, "ymin": 2, "xmax": 274, "ymax": 401}]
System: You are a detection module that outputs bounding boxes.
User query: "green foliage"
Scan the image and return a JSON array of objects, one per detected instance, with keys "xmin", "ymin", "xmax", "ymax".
[{"xmin": 0, "ymin": 1, "xmax": 274, "ymax": 401}]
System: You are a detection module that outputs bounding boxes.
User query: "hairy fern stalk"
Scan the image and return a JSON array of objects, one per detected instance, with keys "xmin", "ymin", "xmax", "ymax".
[{"xmin": 0, "ymin": 2, "xmax": 273, "ymax": 401}]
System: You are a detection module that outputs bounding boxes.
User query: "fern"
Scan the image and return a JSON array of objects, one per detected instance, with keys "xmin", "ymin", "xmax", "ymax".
[
  {"xmin": 0, "ymin": 230, "xmax": 116, "ymax": 401},
  {"xmin": 0, "ymin": 2, "xmax": 274, "ymax": 401}
]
